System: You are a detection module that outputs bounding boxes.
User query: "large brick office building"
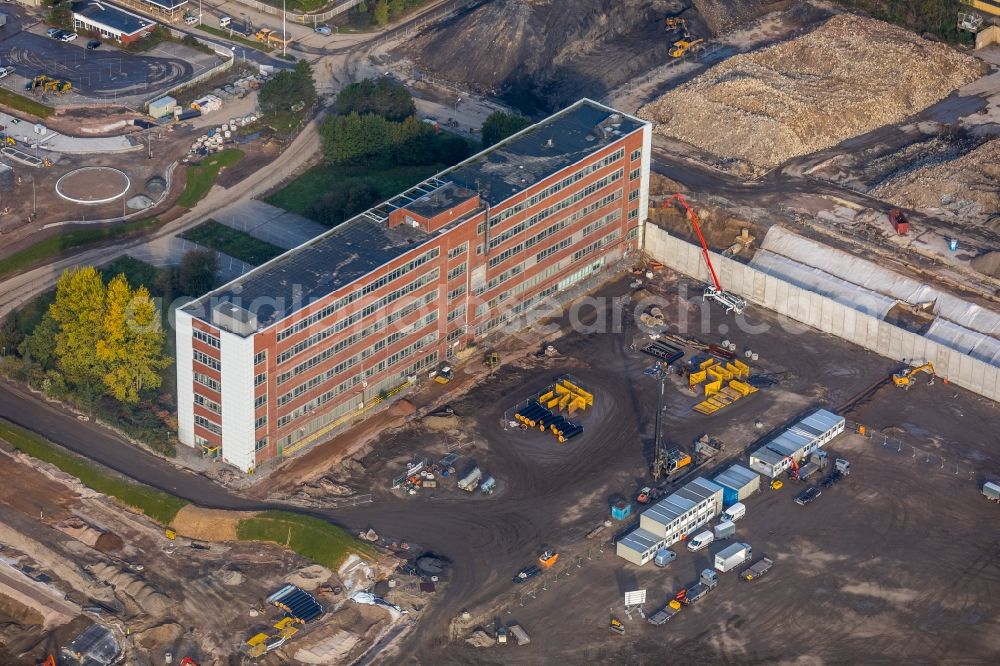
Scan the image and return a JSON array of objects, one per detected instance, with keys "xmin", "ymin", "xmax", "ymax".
[{"xmin": 176, "ymin": 99, "xmax": 651, "ymax": 472}]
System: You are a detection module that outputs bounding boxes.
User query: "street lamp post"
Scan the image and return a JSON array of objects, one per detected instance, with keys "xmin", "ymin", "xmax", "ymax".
[{"xmin": 282, "ymin": 0, "xmax": 287, "ymax": 58}]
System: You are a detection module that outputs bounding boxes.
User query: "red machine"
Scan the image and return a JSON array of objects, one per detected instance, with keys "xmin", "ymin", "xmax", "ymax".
[
  {"xmin": 887, "ymin": 208, "xmax": 910, "ymax": 235},
  {"xmin": 660, "ymin": 194, "xmax": 746, "ymax": 315}
]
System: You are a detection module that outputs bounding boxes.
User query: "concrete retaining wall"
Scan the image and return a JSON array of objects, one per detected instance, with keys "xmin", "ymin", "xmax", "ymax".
[
  {"xmin": 644, "ymin": 225, "xmax": 1000, "ymax": 402},
  {"xmin": 976, "ymin": 24, "xmax": 1000, "ymax": 49}
]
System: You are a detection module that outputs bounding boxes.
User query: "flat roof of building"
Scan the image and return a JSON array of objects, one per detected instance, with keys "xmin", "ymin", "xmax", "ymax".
[
  {"xmin": 714, "ymin": 464, "xmax": 759, "ymax": 490},
  {"xmin": 183, "ymin": 99, "xmax": 647, "ymax": 332},
  {"xmin": 142, "ymin": 0, "xmax": 188, "ymax": 9},
  {"xmin": 641, "ymin": 477, "xmax": 721, "ymax": 528},
  {"xmin": 750, "ymin": 446, "xmax": 785, "ymax": 466},
  {"xmin": 406, "ymin": 182, "xmax": 476, "ymax": 219},
  {"xmin": 449, "ymin": 103, "xmax": 644, "ymax": 206},
  {"xmin": 618, "ymin": 527, "xmax": 663, "ymax": 554},
  {"xmin": 73, "ymin": 1, "xmax": 154, "ymax": 34}
]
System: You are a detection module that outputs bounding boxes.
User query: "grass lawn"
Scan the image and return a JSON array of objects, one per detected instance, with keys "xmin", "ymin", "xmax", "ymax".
[
  {"xmin": 0, "ymin": 88, "xmax": 55, "ymax": 119},
  {"xmin": 237, "ymin": 510, "xmax": 376, "ymax": 568},
  {"xmin": 177, "ymin": 150, "xmax": 245, "ymax": 208},
  {"xmin": 0, "ymin": 419, "xmax": 188, "ymax": 524},
  {"xmin": 261, "ymin": 0, "xmax": 328, "ymax": 12},
  {"xmin": 266, "ymin": 163, "xmax": 444, "ymax": 220},
  {"xmin": 0, "ymin": 217, "xmax": 161, "ymax": 281},
  {"xmin": 197, "ymin": 24, "xmax": 272, "ymax": 52},
  {"xmin": 181, "ymin": 220, "xmax": 284, "ymax": 265}
]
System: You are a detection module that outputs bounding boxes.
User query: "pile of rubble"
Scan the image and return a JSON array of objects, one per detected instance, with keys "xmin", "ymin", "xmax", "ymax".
[
  {"xmin": 872, "ymin": 137, "xmax": 1000, "ymax": 228},
  {"xmin": 639, "ymin": 13, "xmax": 982, "ymax": 170}
]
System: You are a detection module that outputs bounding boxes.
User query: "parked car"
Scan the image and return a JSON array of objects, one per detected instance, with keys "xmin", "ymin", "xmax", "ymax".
[
  {"xmin": 86, "ymin": 39, "xmax": 101, "ymax": 49},
  {"xmin": 60, "ymin": 32, "xmax": 78, "ymax": 42},
  {"xmin": 512, "ymin": 564, "xmax": 541, "ymax": 584},
  {"xmin": 0, "ymin": 66, "xmax": 14, "ymax": 79},
  {"xmin": 46, "ymin": 27, "xmax": 61, "ymax": 37},
  {"xmin": 219, "ymin": 15, "xmax": 231, "ymax": 28},
  {"xmin": 653, "ymin": 548, "xmax": 677, "ymax": 567},
  {"xmin": 314, "ymin": 24, "xmax": 332, "ymax": 35},
  {"xmin": 184, "ymin": 14, "xmax": 199, "ymax": 25},
  {"xmin": 721, "ymin": 502, "xmax": 746, "ymax": 523},
  {"xmin": 794, "ymin": 486, "xmax": 822, "ymax": 506}
]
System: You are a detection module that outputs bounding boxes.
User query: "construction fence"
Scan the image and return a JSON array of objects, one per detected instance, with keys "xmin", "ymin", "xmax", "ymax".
[{"xmin": 643, "ymin": 225, "xmax": 1000, "ymax": 403}]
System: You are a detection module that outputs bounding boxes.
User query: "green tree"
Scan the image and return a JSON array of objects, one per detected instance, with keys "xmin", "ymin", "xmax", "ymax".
[
  {"xmin": 178, "ymin": 249, "xmax": 219, "ymax": 297},
  {"xmin": 390, "ymin": 0, "xmax": 406, "ymax": 17},
  {"xmin": 333, "ymin": 77, "xmax": 416, "ymax": 122},
  {"xmin": 18, "ymin": 312, "xmax": 58, "ymax": 371},
  {"xmin": 391, "ymin": 116, "xmax": 439, "ymax": 165},
  {"xmin": 96, "ymin": 275, "xmax": 169, "ymax": 404},
  {"xmin": 481, "ymin": 111, "xmax": 531, "ymax": 147},
  {"xmin": 47, "ymin": 0, "xmax": 73, "ymax": 30},
  {"xmin": 259, "ymin": 60, "xmax": 317, "ymax": 115},
  {"xmin": 373, "ymin": 0, "xmax": 390, "ymax": 26},
  {"xmin": 320, "ymin": 113, "xmax": 393, "ymax": 164},
  {"xmin": 435, "ymin": 134, "xmax": 473, "ymax": 164},
  {"xmin": 49, "ymin": 267, "xmax": 106, "ymax": 389}
]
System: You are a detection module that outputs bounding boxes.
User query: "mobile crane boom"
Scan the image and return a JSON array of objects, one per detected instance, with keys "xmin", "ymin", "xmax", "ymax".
[{"xmin": 659, "ymin": 194, "xmax": 746, "ymax": 315}]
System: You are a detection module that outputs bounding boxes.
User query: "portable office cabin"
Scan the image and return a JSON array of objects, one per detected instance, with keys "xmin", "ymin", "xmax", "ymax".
[
  {"xmin": 637, "ymin": 477, "xmax": 723, "ymax": 546},
  {"xmin": 616, "ymin": 527, "xmax": 665, "ymax": 566},
  {"xmin": 748, "ymin": 409, "xmax": 846, "ymax": 478},
  {"xmin": 713, "ymin": 464, "xmax": 760, "ymax": 507}
]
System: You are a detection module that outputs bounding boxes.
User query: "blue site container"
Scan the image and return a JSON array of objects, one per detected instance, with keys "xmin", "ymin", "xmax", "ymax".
[{"xmin": 611, "ymin": 501, "xmax": 632, "ymax": 521}]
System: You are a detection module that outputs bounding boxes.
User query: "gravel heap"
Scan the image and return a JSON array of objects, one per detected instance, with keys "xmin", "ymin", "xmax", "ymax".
[
  {"xmin": 639, "ymin": 13, "xmax": 982, "ymax": 170},
  {"xmin": 872, "ymin": 138, "xmax": 1000, "ymax": 225}
]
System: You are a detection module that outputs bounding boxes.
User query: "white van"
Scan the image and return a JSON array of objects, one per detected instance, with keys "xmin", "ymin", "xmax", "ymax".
[
  {"xmin": 184, "ymin": 15, "xmax": 199, "ymax": 25},
  {"xmin": 219, "ymin": 16, "xmax": 231, "ymax": 28},
  {"xmin": 721, "ymin": 502, "xmax": 746, "ymax": 523},
  {"xmin": 687, "ymin": 530, "xmax": 714, "ymax": 552}
]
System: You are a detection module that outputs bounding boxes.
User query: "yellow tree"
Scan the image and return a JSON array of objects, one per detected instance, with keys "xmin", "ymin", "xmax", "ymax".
[
  {"xmin": 49, "ymin": 266, "xmax": 106, "ymax": 388},
  {"xmin": 96, "ymin": 275, "xmax": 169, "ymax": 403}
]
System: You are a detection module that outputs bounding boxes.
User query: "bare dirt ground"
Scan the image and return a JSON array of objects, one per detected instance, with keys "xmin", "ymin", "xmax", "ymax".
[
  {"xmin": 238, "ymin": 267, "xmax": 1000, "ymax": 663},
  {"xmin": 639, "ymin": 13, "xmax": 983, "ymax": 173},
  {"xmin": 397, "ymin": 0, "xmax": 781, "ymax": 112}
]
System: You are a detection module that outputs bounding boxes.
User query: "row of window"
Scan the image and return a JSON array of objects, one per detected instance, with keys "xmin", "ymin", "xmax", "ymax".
[
  {"xmin": 193, "ymin": 329, "xmax": 220, "ymax": 349},
  {"xmin": 448, "ymin": 304, "xmax": 466, "ymax": 322},
  {"xmin": 194, "ymin": 414, "xmax": 221, "ymax": 435},
  {"xmin": 448, "ymin": 284, "xmax": 466, "ymax": 301},
  {"xmin": 275, "ymin": 332, "xmax": 437, "ymax": 429},
  {"xmin": 275, "ymin": 271, "xmax": 439, "ymax": 365},
  {"xmin": 276, "ymin": 248, "xmax": 439, "ymax": 342},
  {"xmin": 489, "ymin": 148, "xmax": 624, "ymax": 228},
  {"xmin": 277, "ymin": 313, "xmax": 438, "ymax": 407},
  {"xmin": 572, "ymin": 230, "xmax": 620, "ymax": 263},
  {"xmin": 536, "ymin": 237, "xmax": 572, "ymax": 263},
  {"xmin": 582, "ymin": 210, "xmax": 621, "ymax": 237},
  {"xmin": 488, "ymin": 171, "xmax": 623, "ymax": 250},
  {"xmin": 447, "ymin": 243, "xmax": 467, "ymax": 259},
  {"xmin": 254, "ymin": 351, "xmax": 266, "ymax": 366},
  {"xmin": 194, "ymin": 393, "xmax": 221, "ymax": 414},
  {"xmin": 194, "ymin": 372, "xmax": 219, "ymax": 392},
  {"xmin": 277, "ymin": 291, "xmax": 437, "ymax": 384},
  {"xmin": 447, "ymin": 264, "xmax": 467, "ymax": 281},
  {"xmin": 193, "ymin": 350, "xmax": 220, "ymax": 371}
]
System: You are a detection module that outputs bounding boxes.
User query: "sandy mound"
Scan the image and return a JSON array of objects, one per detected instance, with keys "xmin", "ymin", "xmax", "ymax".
[
  {"xmin": 639, "ymin": 13, "xmax": 982, "ymax": 170},
  {"xmin": 388, "ymin": 399, "xmax": 416, "ymax": 417},
  {"xmin": 286, "ymin": 563, "xmax": 333, "ymax": 591},
  {"xmin": 872, "ymin": 138, "xmax": 1000, "ymax": 224},
  {"xmin": 971, "ymin": 251, "xmax": 1000, "ymax": 279},
  {"xmin": 170, "ymin": 505, "xmax": 256, "ymax": 541}
]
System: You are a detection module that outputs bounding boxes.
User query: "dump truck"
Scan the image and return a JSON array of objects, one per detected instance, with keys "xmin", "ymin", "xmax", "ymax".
[
  {"xmin": 255, "ymin": 27, "xmax": 292, "ymax": 48},
  {"xmin": 715, "ymin": 542, "xmax": 752, "ymax": 573},
  {"xmin": 887, "ymin": 208, "xmax": 910, "ymax": 235},
  {"xmin": 457, "ymin": 466, "xmax": 482, "ymax": 491},
  {"xmin": 648, "ymin": 599, "xmax": 683, "ymax": 625},
  {"xmin": 670, "ymin": 38, "xmax": 704, "ymax": 58},
  {"xmin": 679, "ymin": 569, "xmax": 718, "ymax": 605},
  {"xmin": 741, "ymin": 557, "xmax": 774, "ymax": 581}
]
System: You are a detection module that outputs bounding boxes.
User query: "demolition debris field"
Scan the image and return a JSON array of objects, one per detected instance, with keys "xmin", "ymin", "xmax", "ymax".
[{"xmin": 639, "ymin": 13, "xmax": 983, "ymax": 170}]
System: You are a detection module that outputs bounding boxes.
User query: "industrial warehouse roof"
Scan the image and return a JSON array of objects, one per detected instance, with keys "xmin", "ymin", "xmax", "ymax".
[
  {"xmin": 714, "ymin": 464, "xmax": 759, "ymax": 490},
  {"xmin": 183, "ymin": 99, "xmax": 647, "ymax": 332},
  {"xmin": 618, "ymin": 527, "xmax": 663, "ymax": 554},
  {"xmin": 73, "ymin": 1, "xmax": 154, "ymax": 35},
  {"xmin": 448, "ymin": 102, "xmax": 645, "ymax": 206},
  {"xmin": 642, "ymin": 477, "xmax": 722, "ymax": 528},
  {"xmin": 751, "ymin": 409, "xmax": 845, "ymax": 464}
]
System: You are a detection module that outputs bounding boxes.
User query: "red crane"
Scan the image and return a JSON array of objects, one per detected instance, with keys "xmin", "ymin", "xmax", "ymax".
[{"xmin": 658, "ymin": 194, "xmax": 746, "ymax": 315}]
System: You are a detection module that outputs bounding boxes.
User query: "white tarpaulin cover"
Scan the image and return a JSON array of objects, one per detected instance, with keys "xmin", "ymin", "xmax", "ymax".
[{"xmin": 752, "ymin": 227, "xmax": 1000, "ymax": 367}]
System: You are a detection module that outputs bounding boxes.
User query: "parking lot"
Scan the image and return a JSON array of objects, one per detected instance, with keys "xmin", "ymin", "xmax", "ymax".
[{"xmin": 0, "ymin": 17, "xmax": 220, "ymax": 102}]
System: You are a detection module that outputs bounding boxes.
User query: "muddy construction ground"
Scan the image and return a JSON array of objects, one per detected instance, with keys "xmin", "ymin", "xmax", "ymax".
[{"xmin": 253, "ymin": 270, "xmax": 1000, "ymax": 663}]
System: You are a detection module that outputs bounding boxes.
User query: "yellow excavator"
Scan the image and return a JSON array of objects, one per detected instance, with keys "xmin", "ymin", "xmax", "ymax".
[{"xmin": 892, "ymin": 362, "xmax": 936, "ymax": 389}]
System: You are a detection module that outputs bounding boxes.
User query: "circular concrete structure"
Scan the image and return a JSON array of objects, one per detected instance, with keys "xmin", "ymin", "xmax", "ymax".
[{"xmin": 55, "ymin": 167, "xmax": 130, "ymax": 205}]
